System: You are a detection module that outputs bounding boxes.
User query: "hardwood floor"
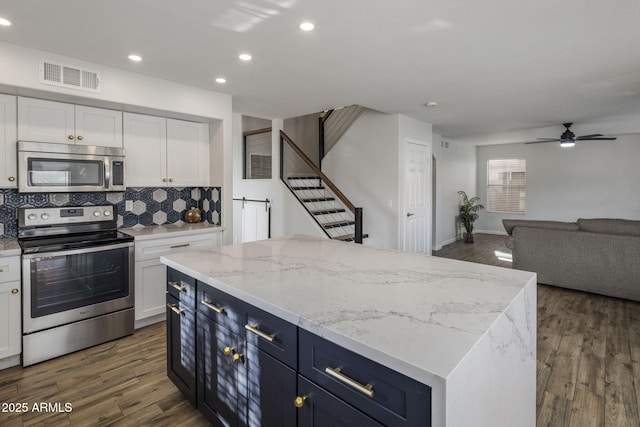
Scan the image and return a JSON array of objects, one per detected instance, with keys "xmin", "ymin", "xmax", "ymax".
[
  {"xmin": 434, "ymin": 234, "xmax": 640, "ymax": 427},
  {"xmin": 1, "ymin": 234, "xmax": 638, "ymax": 426},
  {"xmin": 0, "ymin": 322, "xmax": 210, "ymax": 426}
]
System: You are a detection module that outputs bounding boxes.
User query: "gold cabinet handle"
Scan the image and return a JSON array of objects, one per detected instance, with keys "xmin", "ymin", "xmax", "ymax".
[
  {"xmin": 294, "ymin": 396, "xmax": 307, "ymax": 408},
  {"xmin": 324, "ymin": 367, "xmax": 374, "ymax": 398},
  {"xmin": 232, "ymin": 353, "xmax": 244, "ymax": 363},
  {"xmin": 168, "ymin": 281, "xmax": 186, "ymax": 292},
  {"xmin": 245, "ymin": 324, "xmax": 276, "ymax": 343},
  {"xmin": 11, "ymin": 288, "xmax": 19, "ymax": 294},
  {"xmin": 170, "ymin": 243, "xmax": 190, "ymax": 249},
  {"xmin": 223, "ymin": 346, "xmax": 234, "ymax": 355},
  {"xmin": 167, "ymin": 303, "xmax": 184, "ymax": 315},
  {"xmin": 77, "ymin": 135, "xmax": 83, "ymax": 141},
  {"xmin": 8, "ymin": 176, "xmax": 15, "ymax": 182},
  {"xmin": 68, "ymin": 134, "xmax": 75, "ymax": 140},
  {"xmin": 201, "ymin": 300, "xmax": 225, "ymax": 314},
  {"xmin": 0, "ymin": 268, "xmax": 3, "ymax": 272},
  {"xmin": 162, "ymin": 178, "xmax": 168, "ymax": 183},
  {"xmin": 169, "ymin": 178, "xmax": 174, "ymax": 183}
]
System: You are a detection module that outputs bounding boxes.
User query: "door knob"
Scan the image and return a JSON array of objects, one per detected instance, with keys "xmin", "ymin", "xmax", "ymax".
[
  {"xmin": 406, "ymin": 212, "xmax": 415, "ymax": 217},
  {"xmin": 223, "ymin": 346, "xmax": 234, "ymax": 355},
  {"xmin": 232, "ymin": 353, "xmax": 244, "ymax": 363}
]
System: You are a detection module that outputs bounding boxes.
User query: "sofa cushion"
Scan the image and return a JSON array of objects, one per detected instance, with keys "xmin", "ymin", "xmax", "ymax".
[
  {"xmin": 502, "ymin": 219, "xmax": 579, "ymax": 235},
  {"xmin": 577, "ymin": 218, "xmax": 640, "ymax": 237}
]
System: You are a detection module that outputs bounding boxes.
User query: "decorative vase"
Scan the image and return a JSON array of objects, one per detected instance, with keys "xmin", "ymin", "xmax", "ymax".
[
  {"xmin": 185, "ymin": 207, "xmax": 202, "ymax": 223},
  {"xmin": 463, "ymin": 232, "xmax": 474, "ymax": 243}
]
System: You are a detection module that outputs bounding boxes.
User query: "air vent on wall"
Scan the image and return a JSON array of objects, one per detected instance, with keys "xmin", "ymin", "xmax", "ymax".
[{"xmin": 39, "ymin": 59, "xmax": 101, "ymax": 93}]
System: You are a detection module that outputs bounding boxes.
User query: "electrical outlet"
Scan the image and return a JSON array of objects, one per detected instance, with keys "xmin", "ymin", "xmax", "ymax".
[{"xmin": 125, "ymin": 200, "xmax": 133, "ymax": 211}]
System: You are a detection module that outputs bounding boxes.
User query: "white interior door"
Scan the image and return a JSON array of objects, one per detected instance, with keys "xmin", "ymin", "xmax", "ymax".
[{"xmin": 403, "ymin": 141, "xmax": 431, "ymax": 255}]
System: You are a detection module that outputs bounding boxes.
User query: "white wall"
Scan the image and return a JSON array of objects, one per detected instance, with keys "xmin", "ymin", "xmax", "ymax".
[
  {"xmin": 283, "ymin": 112, "xmax": 320, "ymax": 165},
  {"xmin": 475, "ymin": 134, "xmax": 640, "ymax": 233},
  {"xmin": 0, "ymin": 41, "xmax": 235, "ymax": 243},
  {"xmin": 432, "ymin": 133, "xmax": 476, "ymax": 249},
  {"xmin": 322, "ymin": 110, "xmax": 399, "ymax": 249}
]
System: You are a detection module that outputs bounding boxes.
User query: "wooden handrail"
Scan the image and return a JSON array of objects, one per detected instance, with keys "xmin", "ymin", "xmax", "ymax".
[
  {"xmin": 280, "ymin": 130, "xmax": 356, "ymax": 213},
  {"xmin": 243, "ymin": 127, "xmax": 272, "ymax": 137}
]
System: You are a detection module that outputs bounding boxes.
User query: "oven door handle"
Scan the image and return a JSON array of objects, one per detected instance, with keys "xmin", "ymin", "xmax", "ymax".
[{"xmin": 21, "ymin": 241, "xmax": 134, "ymax": 259}]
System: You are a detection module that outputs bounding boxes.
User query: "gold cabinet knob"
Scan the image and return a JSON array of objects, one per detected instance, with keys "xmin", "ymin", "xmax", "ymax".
[
  {"xmin": 169, "ymin": 178, "xmax": 174, "ymax": 183},
  {"xmin": 8, "ymin": 176, "xmax": 15, "ymax": 182},
  {"xmin": 11, "ymin": 288, "xmax": 19, "ymax": 294},
  {"xmin": 77, "ymin": 135, "xmax": 83, "ymax": 141},
  {"xmin": 68, "ymin": 135, "xmax": 75, "ymax": 140},
  {"xmin": 232, "ymin": 353, "xmax": 243, "ymax": 363},
  {"xmin": 162, "ymin": 178, "xmax": 168, "ymax": 182},
  {"xmin": 223, "ymin": 346, "xmax": 234, "ymax": 355},
  {"xmin": 294, "ymin": 396, "xmax": 307, "ymax": 408}
]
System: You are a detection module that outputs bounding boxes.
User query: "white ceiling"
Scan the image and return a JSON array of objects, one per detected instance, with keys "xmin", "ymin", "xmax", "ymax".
[{"xmin": 1, "ymin": 0, "xmax": 640, "ymax": 143}]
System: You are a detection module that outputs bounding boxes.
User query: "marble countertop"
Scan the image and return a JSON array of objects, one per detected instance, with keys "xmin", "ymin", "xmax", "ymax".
[
  {"xmin": 161, "ymin": 235, "xmax": 536, "ymax": 386},
  {"xmin": 0, "ymin": 238, "xmax": 21, "ymax": 257},
  {"xmin": 120, "ymin": 222, "xmax": 224, "ymax": 241}
]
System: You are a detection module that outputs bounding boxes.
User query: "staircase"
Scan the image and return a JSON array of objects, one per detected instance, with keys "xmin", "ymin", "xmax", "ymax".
[
  {"xmin": 286, "ymin": 175, "xmax": 362, "ymax": 241},
  {"xmin": 280, "ymin": 131, "xmax": 365, "ymax": 243}
]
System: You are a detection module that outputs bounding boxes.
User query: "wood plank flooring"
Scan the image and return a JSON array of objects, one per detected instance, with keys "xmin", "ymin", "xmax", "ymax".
[
  {"xmin": 1, "ymin": 234, "xmax": 638, "ymax": 426},
  {"xmin": 434, "ymin": 233, "xmax": 640, "ymax": 427},
  {"xmin": 0, "ymin": 322, "xmax": 210, "ymax": 426}
]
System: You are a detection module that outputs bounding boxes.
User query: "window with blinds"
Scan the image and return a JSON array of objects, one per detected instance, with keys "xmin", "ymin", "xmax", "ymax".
[
  {"xmin": 244, "ymin": 131, "xmax": 272, "ymax": 179},
  {"xmin": 487, "ymin": 159, "xmax": 526, "ymax": 213}
]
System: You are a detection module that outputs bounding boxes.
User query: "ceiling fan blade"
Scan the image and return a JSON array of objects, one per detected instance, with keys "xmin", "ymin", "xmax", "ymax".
[
  {"xmin": 524, "ymin": 139, "xmax": 560, "ymax": 144},
  {"xmin": 579, "ymin": 137, "xmax": 617, "ymax": 141},
  {"xmin": 576, "ymin": 134, "xmax": 602, "ymax": 140}
]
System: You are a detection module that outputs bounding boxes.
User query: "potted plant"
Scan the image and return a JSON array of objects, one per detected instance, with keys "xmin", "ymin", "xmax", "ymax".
[{"xmin": 458, "ymin": 191, "xmax": 484, "ymax": 243}]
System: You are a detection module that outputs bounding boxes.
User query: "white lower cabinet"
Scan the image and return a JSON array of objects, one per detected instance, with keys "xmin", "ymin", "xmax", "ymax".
[
  {"xmin": 0, "ymin": 255, "xmax": 21, "ymax": 365},
  {"xmin": 133, "ymin": 228, "xmax": 223, "ymax": 328}
]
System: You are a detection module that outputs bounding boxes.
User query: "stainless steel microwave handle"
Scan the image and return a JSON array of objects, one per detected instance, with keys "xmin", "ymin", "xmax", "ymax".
[
  {"xmin": 104, "ymin": 159, "xmax": 111, "ymax": 190},
  {"xmin": 21, "ymin": 241, "xmax": 134, "ymax": 260}
]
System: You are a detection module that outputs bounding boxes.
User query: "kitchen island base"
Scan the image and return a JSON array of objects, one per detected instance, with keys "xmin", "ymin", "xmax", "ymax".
[{"xmin": 162, "ymin": 236, "xmax": 536, "ymax": 426}]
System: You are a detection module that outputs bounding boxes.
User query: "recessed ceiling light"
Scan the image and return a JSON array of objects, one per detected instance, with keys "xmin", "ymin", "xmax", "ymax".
[
  {"xmin": 0, "ymin": 17, "xmax": 12, "ymax": 26},
  {"xmin": 215, "ymin": 77, "xmax": 227, "ymax": 84},
  {"xmin": 299, "ymin": 22, "xmax": 315, "ymax": 31},
  {"xmin": 128, "ymin": 54, "xmax": 142, "ymax": 62},
  {"xmin": 424, "ymin": 101, "xmax": 439, "ymax": 107},
  {"xmin": 238, "ymin": 53, "xmax": 252, "ymax": 61}
]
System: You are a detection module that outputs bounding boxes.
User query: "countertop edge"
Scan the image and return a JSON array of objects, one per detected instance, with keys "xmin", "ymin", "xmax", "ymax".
[{"xmin": 121, "ymin": 224, "xmax": 224, "ymax": 240}]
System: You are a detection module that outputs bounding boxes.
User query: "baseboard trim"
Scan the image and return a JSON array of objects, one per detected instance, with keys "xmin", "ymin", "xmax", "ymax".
[{"xmin": 474, "ymin": 229, "xmax": 508, "ymax": 236}]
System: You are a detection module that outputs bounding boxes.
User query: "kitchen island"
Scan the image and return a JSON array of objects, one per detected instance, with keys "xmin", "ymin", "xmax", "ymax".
[{"xmin": 161, "ymin": 235, "xmax": 537, "ymax": 427}]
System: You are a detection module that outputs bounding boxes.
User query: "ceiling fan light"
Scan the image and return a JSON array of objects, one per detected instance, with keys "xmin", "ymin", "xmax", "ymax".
[{"xmin": 560, "ymin": 140, "xmax": 575, "ymax": 148}]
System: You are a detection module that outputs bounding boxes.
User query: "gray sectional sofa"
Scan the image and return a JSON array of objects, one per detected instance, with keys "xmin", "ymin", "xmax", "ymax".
[{"xmin": 503, "ymin": 218, "xmax": 640, "ymax": 301}]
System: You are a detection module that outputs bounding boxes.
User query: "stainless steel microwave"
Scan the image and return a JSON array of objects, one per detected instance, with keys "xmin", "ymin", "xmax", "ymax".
[{"xmin": 18, "ymin": 141, "xmax": 125, "ymax": 193}]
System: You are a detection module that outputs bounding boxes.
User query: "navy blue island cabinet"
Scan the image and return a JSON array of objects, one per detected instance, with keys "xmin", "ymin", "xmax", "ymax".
[{"xmin": 165, "ymin": 267, "xmax": 432, "ymax": 427}]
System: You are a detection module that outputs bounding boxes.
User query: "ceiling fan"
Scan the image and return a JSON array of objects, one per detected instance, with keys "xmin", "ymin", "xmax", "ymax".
[{"xmin": 525, "ymin": 123, "xmax": 617, "ymax": 148}]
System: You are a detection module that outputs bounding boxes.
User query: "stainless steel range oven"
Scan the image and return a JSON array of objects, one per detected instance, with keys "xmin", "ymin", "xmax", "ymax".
[{"xmin": 18, "ymin": 205, "xmax": 134, "ymax": 366}]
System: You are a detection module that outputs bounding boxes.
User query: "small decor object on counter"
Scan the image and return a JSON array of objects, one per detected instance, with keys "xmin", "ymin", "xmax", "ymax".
[
  {"xmin": 185, "ymin": 207, "xmax": 202, "ymax": 223},
  {"xmin": 458, "ymin": 190, "xmax": 484, "ymax": 243}
]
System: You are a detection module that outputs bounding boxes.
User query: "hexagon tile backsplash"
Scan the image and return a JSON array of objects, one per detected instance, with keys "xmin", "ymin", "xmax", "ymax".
[{"xmin": 0, "ymin": 187, "xmax": 222, "ymax": 238}]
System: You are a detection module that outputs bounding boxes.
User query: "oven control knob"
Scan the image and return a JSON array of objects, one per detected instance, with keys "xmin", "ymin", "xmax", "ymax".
[
  {"xmin": 40, "ymin": 213, "xmax": 49, "ymax": 220},
  {"xmin": 103, "ymin": 210, "xmax": 111, "ymax": 217},
  {"xmin": 27, "ymin": 213, "xmax": 37, "ymax": 221},
  {"xmin": 93, "ymin": 210, "xmax": 101, "ymax": 217}
]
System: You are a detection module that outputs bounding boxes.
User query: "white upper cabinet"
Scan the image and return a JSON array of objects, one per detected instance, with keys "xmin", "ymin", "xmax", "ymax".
[
  {"xmin": 123, "ymin": 113, "xmax": 167, "ymax": 187},
  {"xmin": 0, "ymin": 94, "xmax": 18, "ymax": 188},
  {"xmin": 166, "ymin": 118, "xmax": 209, "ymax": 187},
  {"xmin": 124, "ymin": 113, "xmax": 209, "ymax": 187},
  {"xmin": 18, "ymin": 97, "xmax": 123, "ymax": 147},
  {"xmin": 74, "ymin": 105, "xmax": 123, "ymax": 147}
]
